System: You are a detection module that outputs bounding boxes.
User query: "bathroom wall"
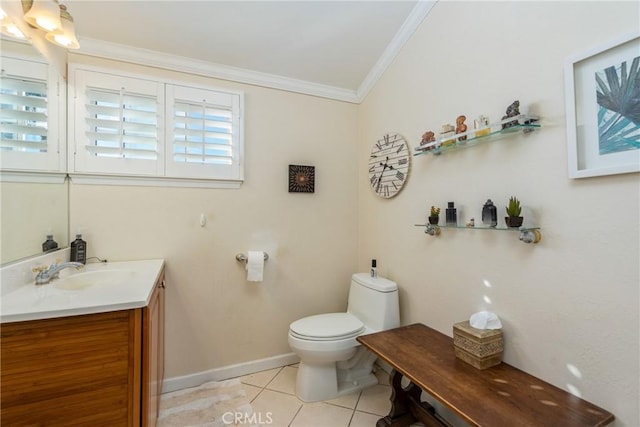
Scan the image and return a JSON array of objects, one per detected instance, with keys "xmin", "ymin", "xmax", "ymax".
[
  {"xmin": 68, "ymin": 55, "xmax": 359, "ymax": 378},
  {"xmin": 358, "ymin": 2, "xmax": 639, "ymax": 426}
]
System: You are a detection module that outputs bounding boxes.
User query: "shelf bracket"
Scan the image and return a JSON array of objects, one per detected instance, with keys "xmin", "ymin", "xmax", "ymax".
[
  {"xmin": 519, "ymin": 229, "xmax": 542, "ymax": 244},
  {"xmin": 424, "ymin": 224, "xmax": 441, "ymax": 236}
]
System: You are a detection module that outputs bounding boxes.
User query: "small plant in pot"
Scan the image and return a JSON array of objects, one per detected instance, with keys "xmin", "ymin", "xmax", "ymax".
[
  {"xmin": 429, "ymin": 206, "xmax": 441, "ymax": 225},
  {"xmin": 505, "ymin": 196, "xmax": 523, "ymax": 228}
]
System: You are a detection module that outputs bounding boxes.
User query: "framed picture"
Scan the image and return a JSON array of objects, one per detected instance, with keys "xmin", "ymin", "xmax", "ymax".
[
  {"xmin": 565, "ymin": 31, "xmax": 639, "ymax": 178},
  {"xmin": 288, "ymin": 165, "xmax": 315, "ymax": 193}
]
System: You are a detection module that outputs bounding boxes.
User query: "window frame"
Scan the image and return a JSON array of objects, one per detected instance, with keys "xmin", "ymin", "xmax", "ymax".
[
  {"xmin": 0, "ymin": 54, "xmax": 65, "ymax": 180},
  {"xmin": 68, "ymin": 63, "xmax": 244, "ymax": 188}
]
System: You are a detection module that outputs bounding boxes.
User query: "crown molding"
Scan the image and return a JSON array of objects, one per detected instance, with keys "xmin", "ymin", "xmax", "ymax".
[
  {"xmin": 76, "ymin": 37, "xmax": 360, "ymax": 103},
  {"xmin": 74, "ymin": 1, "xmax": 436, "ymax": 104},
  {"xmin": 356, "ymin": 0, "xmax": 437, "ymax": 103}
]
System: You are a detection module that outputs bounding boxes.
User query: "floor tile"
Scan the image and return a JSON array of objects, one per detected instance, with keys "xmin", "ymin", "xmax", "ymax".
[
  {"xmin": 349, "ymin": 410, "xmax": 381, "ymax": 427},
  {"xmin": 240, "ymin": 367, "xmax": 282, "ymax": 388},
  {"xmin": 251, "ymin": 389, "xmax": 302, "ymax": 427},
  {"xmin": 324, "ymin": 390, "xmax": 360, "ymax": 410},
  {"xmin": 356, "ymin": 384, "xmax": 392, "ymax": 416},
  {"xmin": 243, "ymin": 383, "xmax": 263, "ymax": 403},
  {"xmin": 290, "ymin": 402, "xmax": 353, "ymax": 427},
  {"xmin": 265, "ymin": 365, "xmax": 297, "ymax": 395}
]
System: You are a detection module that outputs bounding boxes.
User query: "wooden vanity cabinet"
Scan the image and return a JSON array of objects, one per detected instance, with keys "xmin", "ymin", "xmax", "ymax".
[{"xmin": 0, "ymin": 270, "xmax": 165, "ymax": 426}]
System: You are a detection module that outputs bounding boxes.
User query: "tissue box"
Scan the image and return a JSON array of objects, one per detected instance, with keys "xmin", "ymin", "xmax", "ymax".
[{"xmin": 453, "ymin": 321, "xmax": 503, "ymax": 370}]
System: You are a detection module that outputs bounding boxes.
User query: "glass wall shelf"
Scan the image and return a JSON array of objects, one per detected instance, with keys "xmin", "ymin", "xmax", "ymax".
[
  {"xmin": 414, "ymin": 114, "xmax": 540, "ymax": 157},
  {"xmin": 414, "ymin": 223, "xmax": 542, "ymax": 244}
]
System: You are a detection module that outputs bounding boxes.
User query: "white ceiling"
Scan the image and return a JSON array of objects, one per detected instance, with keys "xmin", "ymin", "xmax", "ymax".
[{"xmin": 66, "ymin": 1, "xmax": 435, "ymax": 102}]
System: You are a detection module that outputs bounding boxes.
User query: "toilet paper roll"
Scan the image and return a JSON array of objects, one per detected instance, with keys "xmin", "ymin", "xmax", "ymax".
[{"xmin": 246, "ymin": 251, "xmax": 264, "ymax": 282}]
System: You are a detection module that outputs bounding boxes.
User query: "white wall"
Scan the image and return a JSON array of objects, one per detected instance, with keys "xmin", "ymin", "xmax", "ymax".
[
  {"xmin": 358, "ymin": 1, "xmax": 639, "ymax": 426},
  {"xmin": 68, "ymin": 55, "xmax": 360, "ymax": 378}
]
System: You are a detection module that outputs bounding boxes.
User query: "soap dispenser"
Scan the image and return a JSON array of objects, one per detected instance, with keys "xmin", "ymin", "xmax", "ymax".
[{"xmin": 70, "ymin": 234, "xmax": 87, "ymax": 264}]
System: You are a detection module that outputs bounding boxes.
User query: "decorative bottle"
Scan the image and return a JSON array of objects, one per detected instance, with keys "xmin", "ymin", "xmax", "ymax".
[
  {"xmin": 482, "ymin": 199, "xmax": 498, "ymax": 227},
  {"xmin": 445, "ymin": 202, "xmax": 457, "ymax": 226}
]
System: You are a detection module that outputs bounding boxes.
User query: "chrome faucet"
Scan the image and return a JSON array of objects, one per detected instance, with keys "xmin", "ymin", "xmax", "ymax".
[{"xmin": 33, "ymin": 262, "xmax": 84, "ymax": 285}]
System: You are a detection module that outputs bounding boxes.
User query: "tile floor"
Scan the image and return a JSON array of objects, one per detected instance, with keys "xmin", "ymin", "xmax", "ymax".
[{"xmin": 237, "ymin": 364, "xmax": 396, "ymax": 427}]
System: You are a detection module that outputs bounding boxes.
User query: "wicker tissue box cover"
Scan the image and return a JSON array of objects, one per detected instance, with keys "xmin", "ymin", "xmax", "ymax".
[{"xmin": 453, "ymin": 321, "xmax": 503, "ymax": 370}]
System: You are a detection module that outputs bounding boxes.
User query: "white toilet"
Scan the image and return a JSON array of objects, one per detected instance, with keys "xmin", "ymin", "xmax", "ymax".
[{"xmin": 288, "ymin": 273, "xmax": 399, "ymax": 402}]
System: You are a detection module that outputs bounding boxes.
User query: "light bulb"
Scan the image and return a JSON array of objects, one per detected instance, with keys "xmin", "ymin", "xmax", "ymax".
[
  {"xmin": 35, "ymin": 15, "xmax": 57, "ymax": 31},
  {"xmin": 53, "ymin": 33, "xmax": 70, "ymax": 46},
  {"xmin": 23, "ymin": 0, "xmax": 62, "ymax": 33}
]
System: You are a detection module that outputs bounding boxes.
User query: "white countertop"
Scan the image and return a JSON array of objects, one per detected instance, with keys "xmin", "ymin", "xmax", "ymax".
[{"xmin": 1, "ymin": 259, "xmax": 165, "ymax": 323}]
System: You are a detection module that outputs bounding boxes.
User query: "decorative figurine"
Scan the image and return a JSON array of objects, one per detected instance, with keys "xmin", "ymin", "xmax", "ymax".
[
  {"xmin": 501, "ymin": 100, "xmax": 520, "ymax": 129},
  {"xmin": 456, "ymin": 115, "xmax": 467, "ymax": 142},
  {"xmin": 421, "ymin": 131, "xmax": 435, "ymax": 145},
  {"xmin": 440, "ymin": 124, "xmax": 455, "ymax": 147},
  {"xmin": 474, "ymin": 115, "xmax": 491, "ymax": 137}
]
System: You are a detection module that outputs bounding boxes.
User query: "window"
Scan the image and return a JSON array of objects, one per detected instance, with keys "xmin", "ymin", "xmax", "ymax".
[
  {"xmin": 70, "ymin": 66, "xmax": 243, "ymax": 186},
  {"xmin": 72, "ymin": 69, "xmax": 164, "ymax": 177},
  {"xmin": 166, "ymin": 84, "xmax": 242, "ymax": 180},
  {"xmin": 0, "ymin": 56, "xmax": 62, "ymax": 173}
]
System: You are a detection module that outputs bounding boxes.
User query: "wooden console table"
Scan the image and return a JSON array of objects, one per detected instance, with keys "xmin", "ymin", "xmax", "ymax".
[{"xmin": 357, "ymin": 323, "xmax": 614, "ymax": 427}]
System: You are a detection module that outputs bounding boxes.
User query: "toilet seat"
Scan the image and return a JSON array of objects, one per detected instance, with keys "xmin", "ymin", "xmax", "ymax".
[{"xmin": 289, "ymin": 313, "xmax": 364, "ymax": 341}]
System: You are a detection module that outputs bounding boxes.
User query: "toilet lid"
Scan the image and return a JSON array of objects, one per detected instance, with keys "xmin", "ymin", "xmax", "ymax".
[{"xmin": 290, "ymin": 313, "xmax": 364, "ymax": 341}]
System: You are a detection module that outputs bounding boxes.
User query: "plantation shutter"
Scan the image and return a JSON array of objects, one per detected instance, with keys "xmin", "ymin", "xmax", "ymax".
[
  {"xmin": 72, "ymin": 70, "xmax": 164, "ymax": 176},
  {"xmin": 166, "ymin": 84, "xmax": 242, "ymax": 181},
  {"xmin": 0, "ymin": 57, "xmax": 61, "ymax": 172},
  {"xmin": 85, "ymin": 88, "xmax": 158, "ymax": 160},
  {"xmin": 0, "ymin": 77, "xmax": 48, "ymax": 153}
]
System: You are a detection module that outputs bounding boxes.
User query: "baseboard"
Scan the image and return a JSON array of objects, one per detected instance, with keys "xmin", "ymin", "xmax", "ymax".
[
  {"xmin": 162, "ymin": 352, "xmax": 300, "ymax": 393},
  {"xmin": 374, "ymin": 359, "xmax": 394, "ymax": 376}
]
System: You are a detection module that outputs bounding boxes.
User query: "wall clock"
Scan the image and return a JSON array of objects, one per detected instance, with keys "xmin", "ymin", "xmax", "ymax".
[{"xmin": 368, "ymin": 133, "xmax": 411, "ymax": 198}]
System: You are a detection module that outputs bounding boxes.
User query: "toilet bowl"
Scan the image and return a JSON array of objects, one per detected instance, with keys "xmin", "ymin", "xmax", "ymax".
[{"xmin": 288, "ymin": 273, "xmax": 399, "ymax": 402}]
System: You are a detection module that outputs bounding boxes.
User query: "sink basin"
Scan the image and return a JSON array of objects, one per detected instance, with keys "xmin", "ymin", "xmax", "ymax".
[{"xmin": 53, "ymin": 269, "xmax": 135, "ymax": 291}]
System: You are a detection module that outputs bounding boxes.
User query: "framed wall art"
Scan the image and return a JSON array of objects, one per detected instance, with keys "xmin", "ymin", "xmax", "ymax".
[
  {"xmin": 288, "ymin": 164, "xmax": 315, "ymax": 193},
  {"xmin": 565, "ymin": 31, "xmax": 639, "ymax": 178}
]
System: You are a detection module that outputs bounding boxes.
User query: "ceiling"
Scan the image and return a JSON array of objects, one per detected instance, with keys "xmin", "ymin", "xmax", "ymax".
[{"xmin": 65, "ymin": 0, "xmax": 435, "ymax": 102}]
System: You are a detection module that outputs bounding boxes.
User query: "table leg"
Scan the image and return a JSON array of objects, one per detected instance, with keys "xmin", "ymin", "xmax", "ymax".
[{"xmin": 376, "ymin": 369, "xmax": 448, "ymax": 427}]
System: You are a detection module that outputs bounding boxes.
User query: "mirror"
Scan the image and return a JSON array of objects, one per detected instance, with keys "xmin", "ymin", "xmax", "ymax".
[{"xmin": 0, "ymin": 38, "xmax": 69, "ymax": 265}]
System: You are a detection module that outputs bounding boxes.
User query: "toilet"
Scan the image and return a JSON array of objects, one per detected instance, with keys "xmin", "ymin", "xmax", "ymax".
[{"xmin": 288, "ymin": 273, "xmax": 399, "ymax": 402}]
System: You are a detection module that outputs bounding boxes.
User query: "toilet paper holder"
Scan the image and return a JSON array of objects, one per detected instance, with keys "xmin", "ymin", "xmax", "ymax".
[{"xmin": 236, "ymin": 252, "xmax": 269, "ymax": 263}]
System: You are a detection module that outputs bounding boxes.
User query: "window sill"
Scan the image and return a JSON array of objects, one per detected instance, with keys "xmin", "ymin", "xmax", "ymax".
[
  {"xmin": 0, "ymin": 171, "xmax": 67, "ymax": 184},
  {"xmin": 68, "ymin": 173, "xmax": 243, "ymax": 189}
]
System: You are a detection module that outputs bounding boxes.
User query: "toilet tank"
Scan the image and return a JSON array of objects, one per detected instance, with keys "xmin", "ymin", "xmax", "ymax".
[{"xmin": 347, "ymin": 273, "xmax": 399, "ymax": 332}]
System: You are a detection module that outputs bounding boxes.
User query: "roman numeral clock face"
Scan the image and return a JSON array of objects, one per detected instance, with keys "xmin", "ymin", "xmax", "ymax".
[{"xmin": 368, "ymin": 133, "xmax": 411, "ymax": 199}]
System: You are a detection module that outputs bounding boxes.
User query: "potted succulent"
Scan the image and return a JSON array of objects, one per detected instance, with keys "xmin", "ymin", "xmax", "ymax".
[
  {"xmin": 428, "ymin": 206, "xmax": 441, "ymax": 225},
  {"xmin": 505, "ymin": 196, "xmax": 523, "ymax": 228}
]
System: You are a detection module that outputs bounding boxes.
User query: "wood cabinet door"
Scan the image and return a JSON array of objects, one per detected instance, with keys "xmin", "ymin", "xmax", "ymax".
[{"xmin": 0, "ymin": 310, "xmax": 141, "ymax": 426}]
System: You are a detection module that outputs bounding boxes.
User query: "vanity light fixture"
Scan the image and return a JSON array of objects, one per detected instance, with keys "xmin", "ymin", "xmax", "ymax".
[
  {"xmin": 23, "ymin": 0, "xmax": 62, "ymax": 32},
  {"xmin": 0, "ymin": 8, "xmax": 27, "ymax": 40},
  {"xmin": 45, "ymin": 4, "xmax": 79, "ymax": 49},
  {"xmin": 19, "ymin": 0, "xmax": 80, "ymax": 49}
]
